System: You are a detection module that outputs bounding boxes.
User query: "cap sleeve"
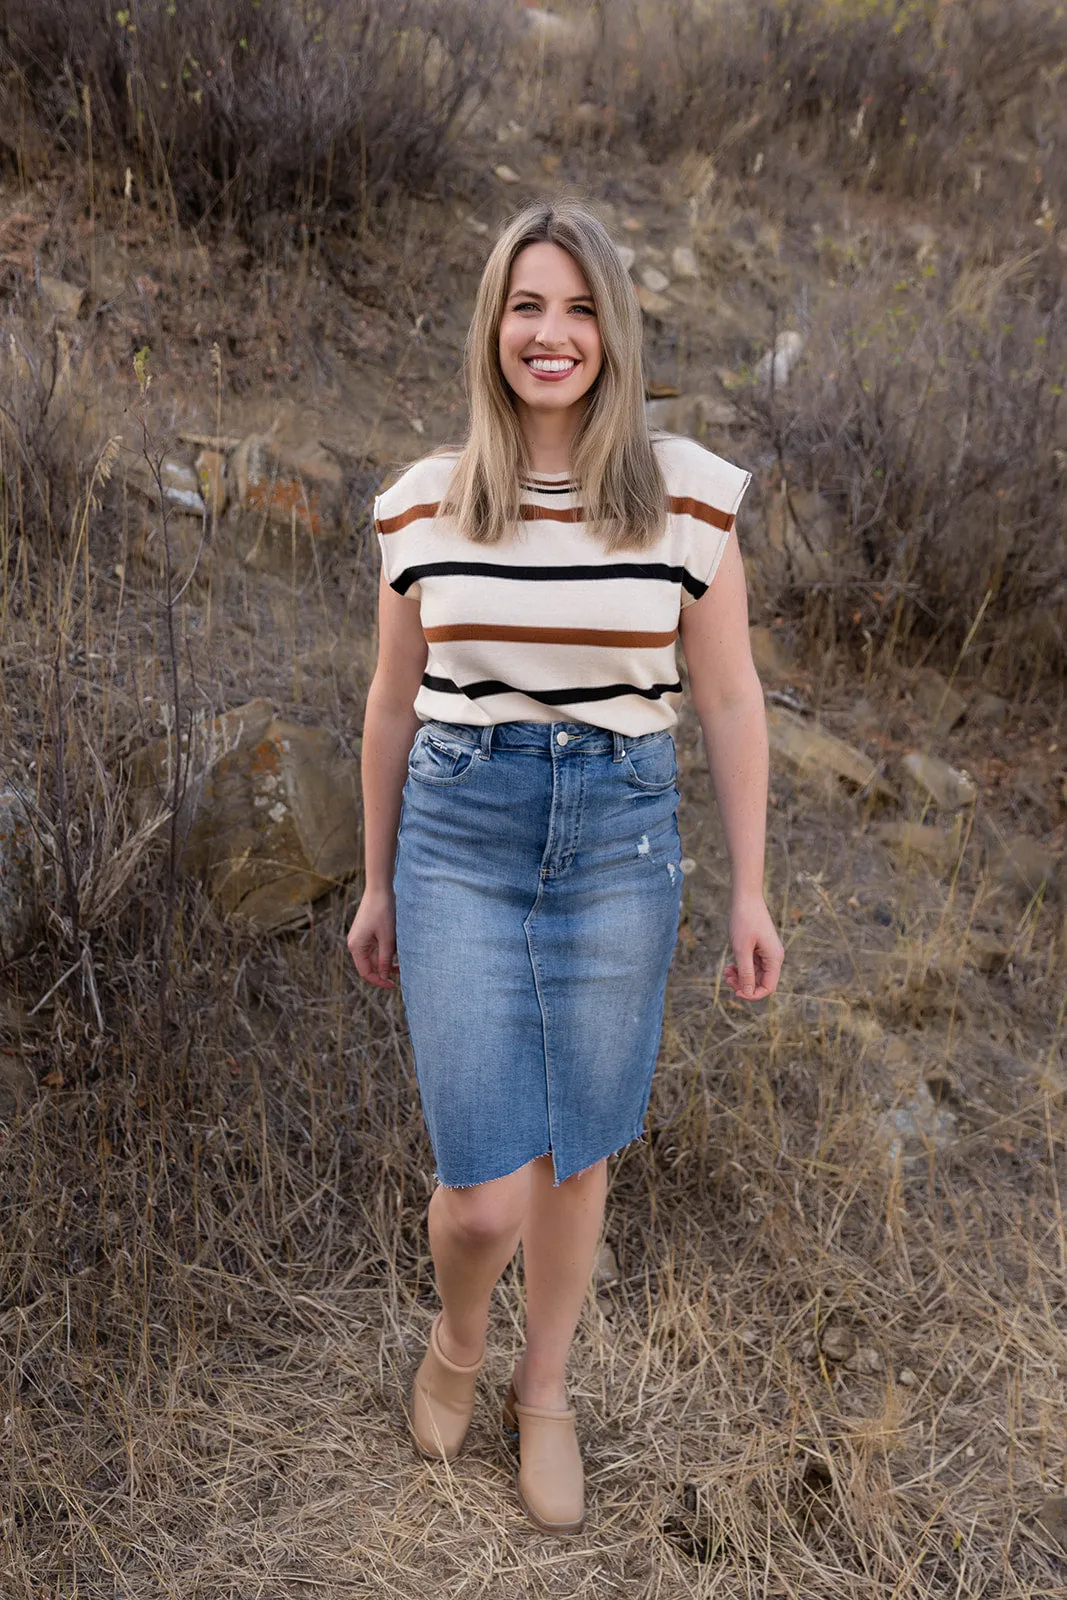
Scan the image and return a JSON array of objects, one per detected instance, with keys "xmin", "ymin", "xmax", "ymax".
[{"xmin": 676, "ymin": 454, "xmax": 751, "ymax": 608}]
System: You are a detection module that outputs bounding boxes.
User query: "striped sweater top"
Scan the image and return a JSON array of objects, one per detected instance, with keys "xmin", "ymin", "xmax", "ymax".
[{"xmin": 373, "ymin": 434, "xmax": 751, "ymax": 736}]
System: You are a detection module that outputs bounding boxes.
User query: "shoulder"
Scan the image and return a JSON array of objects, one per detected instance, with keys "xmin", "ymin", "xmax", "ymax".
[
  {"xmin": 374, "ymin": 450, "xmax": 460, "ymax": 527},
  {"xmin": 652, "ymin": 433, "xmax": 752, "ymax": 521}
]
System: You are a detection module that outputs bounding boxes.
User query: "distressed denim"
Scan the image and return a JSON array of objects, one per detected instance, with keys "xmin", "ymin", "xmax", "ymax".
[{"xmin": 393, "ymin": 720, "xmax": 683, "ymax": 1187}]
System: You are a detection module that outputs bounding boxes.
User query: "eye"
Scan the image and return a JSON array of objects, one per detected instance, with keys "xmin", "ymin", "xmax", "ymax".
[
  {"xmin": 571, "ymin": 304, "xmax": 596, "ymax": 316},
  {"xmin": 512, "ymin": 300, "xmax": 541, "ymax": 312}
]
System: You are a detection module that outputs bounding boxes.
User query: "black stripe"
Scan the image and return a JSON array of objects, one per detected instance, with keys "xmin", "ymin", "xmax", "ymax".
[
  {"xmin": 520, "ymin": 483, "xmax": 577, "ymax": 495},
  {"xmin": 421, "ymin": 673, "xmax": 683, "ymax": 706},
  {"xmin": 391, "ymin": 560, "xmax": 707, "ymax": 600}
]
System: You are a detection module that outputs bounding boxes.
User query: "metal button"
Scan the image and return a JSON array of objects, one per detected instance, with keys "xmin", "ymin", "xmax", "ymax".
[{"xmin": 556, "ymin": 730, "xmax": 569, "ymax": 747}]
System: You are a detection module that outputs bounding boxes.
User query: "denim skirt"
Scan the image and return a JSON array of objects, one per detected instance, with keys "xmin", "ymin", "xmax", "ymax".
[{"xmin": 392, "ymin": 719, "xmax": 684, "ymax": 1188}]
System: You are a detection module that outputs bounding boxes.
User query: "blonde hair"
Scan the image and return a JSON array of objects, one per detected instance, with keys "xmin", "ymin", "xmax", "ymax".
[{"xmin": 441, "ymin": 199, "xmax": 666, "ymax": 553}]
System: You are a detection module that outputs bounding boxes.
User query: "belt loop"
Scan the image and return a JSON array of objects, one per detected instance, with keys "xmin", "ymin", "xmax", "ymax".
[
  {"xmin": 479, "ymin": 724, "xmax": 494, "ymax": 759},
  {"xmin": 612, "ymin": 730, "xmax": 626, "ymax": 762}
]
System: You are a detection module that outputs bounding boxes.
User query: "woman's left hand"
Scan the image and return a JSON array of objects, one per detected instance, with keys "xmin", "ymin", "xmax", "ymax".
[{"xmin": 724, "ymin": 893, "xmax": 784, "ymax": 1001}]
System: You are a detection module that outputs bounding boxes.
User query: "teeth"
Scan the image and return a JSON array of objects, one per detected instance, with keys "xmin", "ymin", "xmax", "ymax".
[{"xmin": 528, "ymin": 358, "xmax": 576, "ymax": 372}]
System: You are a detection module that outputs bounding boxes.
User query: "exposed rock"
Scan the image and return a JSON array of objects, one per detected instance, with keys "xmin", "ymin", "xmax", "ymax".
[
  {"xmin": 876, "ymin": 1080, "xmax": 956, "ymax": 1163},
  {"xmin": 131, "ymin": 513, "xmax": 210, "ymax": 589},
  {"xmin": 897, "ymin": 1367, "xmax": 918, "ymax": 1388},
  {"xmin": 755, "ymin": 330, "xmax": 804, "ymax": 387},
  {"xmin": 125, "ymin": 454, "xmax": 206, "ymax": 518},
  {"xmin": 0, "ymin": 790, "xmax": 39, "ymax": 961},
  {"xmin": 765, "ymin": 484, "xmax": 840, "ymax": 581},
  {"xmin": 38, "ymin": 275, "xmax": 85, "ymax": 319},
  {"xmin": 231, "ymin": 434, "xmax": 344, "ymax": 573},
  {"xmin": 909, "ymin": 667, "xmax": 967, "ymax": 735},
  {"xmin": 845, "ymin": 1345, "xmax": 885, "ymax": 1376},
  {"xmin": 615, "ymin": 244, "xmax": 636, "ymax": 272},
  {"xmin": 135, "ymin": 701, "xmax": 361, "ymax": 931},
  {"xmin": 671, "ymin": 245, "xmax": 699, "ymax": 280},
  {"xmin": 969, "ymin": 690, "xmax": 1010, "ymax": 728},
  {"xmin": 767, "ymin": 707, "xmax": 896, "ymax": 802},
  {"xmin": 900, "ymin": 751, "xmax": 977, "ymax": 811},
  {"xmin": 640, "ymin": 266, "xmax": 670, "ymax": 294},
  {"xmin": 871, "ymin": 820, "xmax": 961, "ymax": 873},
  {"xmin": 493, "ymin": 163, "xmax": 520, "ymax": 184},
  {"xmin": 646, "ymin": 394, "xmax": 739, "ymax": 437},
  {"xmin": 993, "ymin": 837, "xmax": 1060, "ymax": 902},
  {"xmin": 594, "ymin": 1241, "xmax": 620, "ymax": 1288},
  {"xmin": 621, "ymin": 216, "xmax": 644, "ymax": 233},
  {"xmin": 636, "ymin": 284, "xmax": 672, "ymax": 317},
  {"xmin": 818, "ymin": 1324, "xmax": 855, "ymax": 1363},
  {"xmin": 749, "ymin": 625, "xmax": 793, "ymax": 683},
  {"xmin": 195, "ymin": 449, "xmax": 228, "ymax": 519}
]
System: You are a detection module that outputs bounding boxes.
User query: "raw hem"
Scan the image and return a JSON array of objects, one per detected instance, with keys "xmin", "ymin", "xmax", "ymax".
[
  {"xmin": 432, "ymin": 1125, "xmax": 648, "ymax": 1191},
  {"xmin": 552, "ymin": 1123, "xmax": 650, "ymax": 1188}
]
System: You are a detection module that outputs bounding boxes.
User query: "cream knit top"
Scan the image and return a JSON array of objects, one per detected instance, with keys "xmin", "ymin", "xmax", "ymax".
[{"xmin": 373, "ymin": 434, "xmax": 751, "ymax": 737}]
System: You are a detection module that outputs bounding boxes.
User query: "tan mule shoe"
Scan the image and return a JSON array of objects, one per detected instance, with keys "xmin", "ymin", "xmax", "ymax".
[
  {"xmin": 411, "ymin": 1313, "xmax": 484, "ymax": 1460},
  {"xmin": 502, "ymin": 1380, "xmax": 585, "ymax": 1534}
]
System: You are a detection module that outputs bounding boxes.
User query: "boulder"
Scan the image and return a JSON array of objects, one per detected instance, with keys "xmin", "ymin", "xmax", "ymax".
[
  {"xmin": 766, "ymin": 707, "xmax": 896, "ymax": 802},
  {"xmin": 616, "ymin": 244, "xmax": 636, "ymax": 272},
  {"xmin": 646, "ymin": 394, "xmax": 739, "ymax": 438},
  {"xmin": 636, "ymin": 284, "xmax": 672, "ymax": 317},
  {"xmin": 900, "ymin": 751, "xmax": 977, "ymax": 811},
  {"xmin": 748, "ymin": 625, "xmax": 793, "ymax": 683},
  {"xmin": 38, "ymin": 275, "xmax": 86, "ymax": 319},
  {"xmin": 230, "ymin": 434, "xmax": 344, "ymax": 573},
  {"xmin": 909, "ymin": 667, "xmax": 967, "ymax": 735},
  {"xmin": 195, "ymin": 448, "xmax": 228, "ymax": 519},
  {"xmin": 766, "ymin": 484, "xmax": 840, "ymax": 582},
  {"xmin": 0, "ymin": 790, "xmax": 39, "ymax": 961},
  {"xmin": 871, "ymin": 820, "xmax": 960, "ymax": 873},
  {"xmin": 993, "ymin": 837, "xmax": 1060, "ymax": 902},
  {"xmin": 969, "ymin": 690, "xmax": 1010, "ymax": 728},
  {"xmin": 671, "ymin": 245, "xmax": 700, "ymax": 280},
  {"xmin": 755, "ymin": 330, "xmax": 804, "ymax": 388},
  {"xmin": 135, "ymin": 701, "xmax": 361, "ymax": 931},
  {"xmin": 125, "ymin": 453, "xmax": 205, "ymax": 518},
  {"xmin": 640, "ymin": 266, "xmax": 670, "ymax": 294},
  {"xmin": 493, "ymin": 164, "xmax": 520, "ymax": 185}
]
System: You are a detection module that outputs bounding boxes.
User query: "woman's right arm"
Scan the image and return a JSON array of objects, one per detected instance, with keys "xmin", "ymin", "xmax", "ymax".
[{"xmin": 346, "ymin": 570, "xmax": 427, "ymax": 988}]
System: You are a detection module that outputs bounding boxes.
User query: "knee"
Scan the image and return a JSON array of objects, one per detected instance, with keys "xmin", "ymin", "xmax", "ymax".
[{"xmin": 436, "ymin": 1183, "xmax": 525, "ymax": 1250}]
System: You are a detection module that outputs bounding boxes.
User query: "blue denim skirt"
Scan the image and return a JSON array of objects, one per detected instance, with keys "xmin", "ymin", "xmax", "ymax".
[{"xmin": 393, "ymin": 719, "xmax": 683, "ymax": 1188}]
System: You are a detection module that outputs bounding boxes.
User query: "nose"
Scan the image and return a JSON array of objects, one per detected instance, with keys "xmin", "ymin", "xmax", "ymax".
[{"xmin": 533, "ymin": 305, "xmax": 568, "ymax": 349}]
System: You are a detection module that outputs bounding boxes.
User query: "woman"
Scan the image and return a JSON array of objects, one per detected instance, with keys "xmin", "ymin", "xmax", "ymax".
[{"xmin": 346, "ymin": 199, "xmax": 783, "ymax": 1534}]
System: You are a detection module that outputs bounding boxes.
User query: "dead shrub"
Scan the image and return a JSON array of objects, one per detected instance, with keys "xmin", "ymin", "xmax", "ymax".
[
  {"xmin": 0, "ymin": 0, "xmax": 509, "ymax": 240},
  {"xmin": 740, "ymin": 247, "xmax": 1067, "ymax": 691},
  {"xmin": 537, "ymin": 0, "xmax": 1067, "ymax": 232}
]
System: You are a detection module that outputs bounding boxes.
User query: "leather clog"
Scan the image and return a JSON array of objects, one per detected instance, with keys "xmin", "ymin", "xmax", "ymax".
[{"xmin": 410, "ymin": 1313, "xmax": 483, "ymax": 1460}]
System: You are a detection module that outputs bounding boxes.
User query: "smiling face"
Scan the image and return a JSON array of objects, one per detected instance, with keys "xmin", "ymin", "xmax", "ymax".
[{"xmin": 497, "ymin": 241, "xmax": 604, "ymax": 422}]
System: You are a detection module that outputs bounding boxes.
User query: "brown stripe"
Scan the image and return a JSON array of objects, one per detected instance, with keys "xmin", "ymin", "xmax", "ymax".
[
  {"xmin": 668, "ymin": 495, "xmax": 736, "ymax": 532},
  {"xmin": 423, "ymin": 623, "xmax": 678, "ymax": 647},
  {"xmin": 379, "ymin": 496, "xmax": 736, "ymax": 534},
  {"xmin": 377, "ymin": 501, "xmax": 440, "ymax": 534}
]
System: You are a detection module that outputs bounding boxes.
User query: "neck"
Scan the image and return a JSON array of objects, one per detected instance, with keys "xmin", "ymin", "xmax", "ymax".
[{"xmin": 515, "ymin": 400, "xmax": 584, "ymax": 477}]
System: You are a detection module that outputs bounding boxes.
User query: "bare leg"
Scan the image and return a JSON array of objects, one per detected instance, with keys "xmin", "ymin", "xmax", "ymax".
[
  {"xmin": 428, "ymin": 1164, "xmax": 532, "ymax": 1366},
  {"xmin": 513, "ymin": 1154, "xmax": 608, "ymax": 1411}
]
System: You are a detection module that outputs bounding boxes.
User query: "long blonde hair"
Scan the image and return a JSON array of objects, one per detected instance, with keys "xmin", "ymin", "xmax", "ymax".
[{"xmin": 441, "ymin": 200, "xmax": 666, "ymax": 553}]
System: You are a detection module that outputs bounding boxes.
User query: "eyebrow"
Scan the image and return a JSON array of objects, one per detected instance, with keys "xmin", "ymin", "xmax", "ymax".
[{"xmin": 507, "ymin": 289, "xmax": 594, "ymax": 303}]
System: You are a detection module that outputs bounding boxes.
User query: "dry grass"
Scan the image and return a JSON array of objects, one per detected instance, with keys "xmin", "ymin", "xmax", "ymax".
[{"xmin": 1, "ymin": 326, "xmax": 1065, "ymax": 1596}]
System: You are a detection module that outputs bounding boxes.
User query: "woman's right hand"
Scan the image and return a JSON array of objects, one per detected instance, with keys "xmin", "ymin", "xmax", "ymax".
[{"xmin": 347, "ymin": 887, "xmax": 400, "ymax": 988}]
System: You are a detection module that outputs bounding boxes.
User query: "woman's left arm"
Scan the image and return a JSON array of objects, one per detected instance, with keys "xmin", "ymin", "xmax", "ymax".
[{"xmin": 678, "ymin": 531, "xmax": 784, "ymax": 1001}]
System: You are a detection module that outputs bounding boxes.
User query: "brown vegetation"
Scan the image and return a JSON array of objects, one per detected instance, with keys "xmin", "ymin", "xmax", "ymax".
[{"xmin": 1, "ymin": 1, "xmax": 1065, "ymax": 1594}]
